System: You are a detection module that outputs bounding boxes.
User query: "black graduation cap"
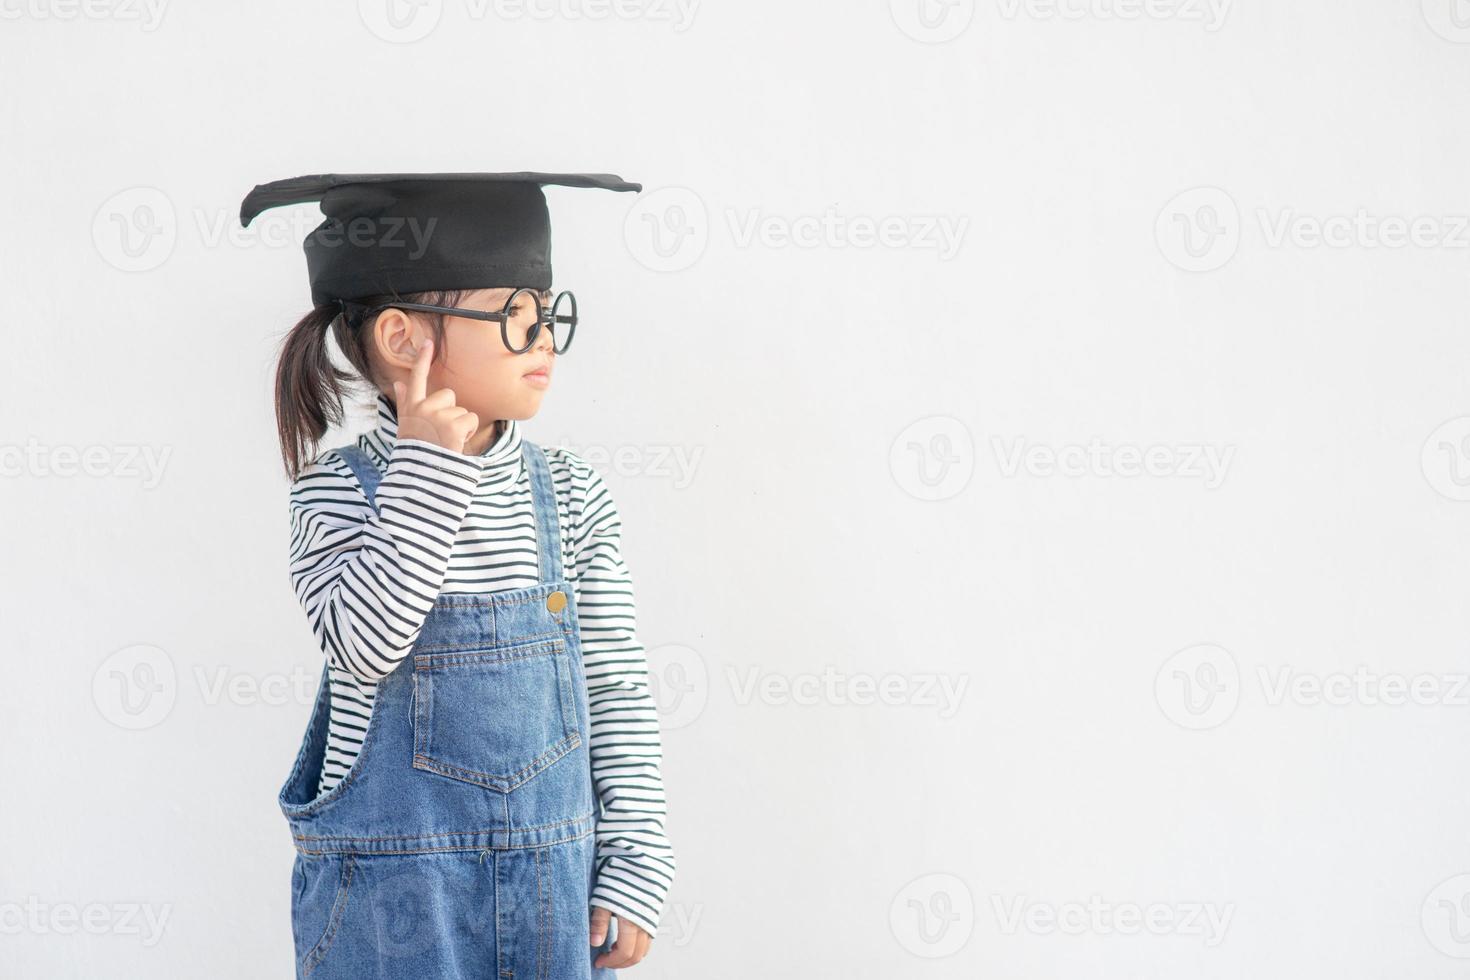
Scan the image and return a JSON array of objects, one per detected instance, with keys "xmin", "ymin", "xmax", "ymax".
[{"xmin": 239, "ymin": 172, "xmax": 642, "ymax": 307}]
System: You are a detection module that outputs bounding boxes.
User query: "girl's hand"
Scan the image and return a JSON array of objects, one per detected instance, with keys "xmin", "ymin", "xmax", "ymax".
[
  {"xmin": 391, "ymin": 338, "xmax": 480, "ymax": 454},
  {"xmin": 590, "ymin": 906, "xmax": 652, "ymax": 968}
]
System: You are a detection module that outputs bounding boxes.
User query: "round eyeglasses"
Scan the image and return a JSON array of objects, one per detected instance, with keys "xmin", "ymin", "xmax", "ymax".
[{"xmin": 342, "ymin": 288, "xmax": 578, "ymax": 354}]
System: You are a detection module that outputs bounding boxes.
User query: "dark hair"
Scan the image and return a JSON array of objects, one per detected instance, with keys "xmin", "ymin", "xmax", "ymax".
[{"xmin": 273, "ymin": 288, "xmax": 468, "ymax": 482}]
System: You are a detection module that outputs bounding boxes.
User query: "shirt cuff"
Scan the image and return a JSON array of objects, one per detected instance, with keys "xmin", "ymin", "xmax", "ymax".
[
  {"xmin": 589, "ymin": 895, "xmax": 661, "ymax": 941},
  {"xmin": 590, "ymin": 855, "xmax": 669, "ymax": 939},
  {"xmin": 391, "ymin": 437, "xmax": 484, "ymax": 483}
]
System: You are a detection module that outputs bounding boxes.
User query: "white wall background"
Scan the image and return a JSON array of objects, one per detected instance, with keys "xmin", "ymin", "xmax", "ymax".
[{"xmin": 4, "ymin": 1, "xmax": 1470, "ymax": 977}]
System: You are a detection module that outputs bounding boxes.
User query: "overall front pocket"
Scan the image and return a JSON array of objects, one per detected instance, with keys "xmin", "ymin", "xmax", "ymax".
[
  {"xmin": 294, "ymin": 852, "xmax": 356, "ymax": 978},
  {"xmin": 411, "ymin": 638, "xmax": 581, "ymax": 792}
]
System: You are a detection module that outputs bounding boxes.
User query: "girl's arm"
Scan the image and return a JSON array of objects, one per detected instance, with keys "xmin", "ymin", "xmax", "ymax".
[
  {"xmin": 562, "ymin": 452, "xmax": 678, "ymax": 939},
  {"xmin": 287, "ymin": 438, "xmax": 483, "ymax": 681}
]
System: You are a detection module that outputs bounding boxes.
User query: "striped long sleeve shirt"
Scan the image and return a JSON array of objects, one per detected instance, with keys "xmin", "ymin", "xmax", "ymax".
[{"xmin": 285, "ymin": 392, "xmax": 675, "ymax": 938}]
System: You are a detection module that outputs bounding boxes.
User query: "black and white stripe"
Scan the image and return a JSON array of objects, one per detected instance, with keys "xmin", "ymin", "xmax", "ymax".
[{"xmin": 286, "ymin": 393, "xmax": 675, "ymax": 937}]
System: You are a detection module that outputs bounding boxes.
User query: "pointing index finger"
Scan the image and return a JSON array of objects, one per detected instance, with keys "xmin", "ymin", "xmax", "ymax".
[{"xmin": 407, "ymin": 336, "xmax": 432, "ymax": 405}]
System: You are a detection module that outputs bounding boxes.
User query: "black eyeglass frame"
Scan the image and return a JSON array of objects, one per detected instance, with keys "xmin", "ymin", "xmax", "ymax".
[{"xmin": 340, "ymin": 288, "xmax": 578, "ymax": 354}]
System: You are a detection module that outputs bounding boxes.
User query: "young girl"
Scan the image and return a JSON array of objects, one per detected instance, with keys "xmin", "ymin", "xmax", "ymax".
[{"xmin": 243, "ymin": 172, "xmax": 674, "ymax": 979}]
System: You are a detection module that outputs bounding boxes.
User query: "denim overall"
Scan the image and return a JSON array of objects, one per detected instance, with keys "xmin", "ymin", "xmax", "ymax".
[{"xmin": 278, "ymin": 439, "xmax": 619, "ymax": 979}]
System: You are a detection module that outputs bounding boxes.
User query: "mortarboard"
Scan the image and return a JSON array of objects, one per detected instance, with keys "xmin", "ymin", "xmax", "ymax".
[{"xmin": 239, "ymin": 172, "xmax": 641, "ymax": 307}]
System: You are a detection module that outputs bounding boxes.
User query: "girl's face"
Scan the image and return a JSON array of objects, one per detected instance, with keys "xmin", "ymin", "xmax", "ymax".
[{"xmin": 373, "ymin": 286, "xmax": 555, "ymax": 444}]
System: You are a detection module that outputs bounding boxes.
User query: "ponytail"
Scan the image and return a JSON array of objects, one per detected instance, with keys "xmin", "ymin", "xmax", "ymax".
[
  {"xmin": 274, "ymin": 303, "xmax": 354, "ymax": 482},
  {"xmin": 272, "ymin": 289, "xmax": 469, "ymax": 482}
]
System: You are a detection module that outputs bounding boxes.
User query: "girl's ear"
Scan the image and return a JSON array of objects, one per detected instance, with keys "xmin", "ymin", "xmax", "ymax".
[{"xmin": 371, "ymin": 309, "xmax": 422, "ymax": 371}]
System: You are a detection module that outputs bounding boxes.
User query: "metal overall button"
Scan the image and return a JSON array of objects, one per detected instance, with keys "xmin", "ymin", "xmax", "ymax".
[{"xmin": 546, "ymin": 590, "xmax": 567, "ymax": 613}]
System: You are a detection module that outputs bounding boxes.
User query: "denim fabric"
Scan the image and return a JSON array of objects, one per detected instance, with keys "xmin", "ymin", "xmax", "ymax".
[{"xmin": 278, "ymin": 439, "xmax": 618, "ymax": 979}]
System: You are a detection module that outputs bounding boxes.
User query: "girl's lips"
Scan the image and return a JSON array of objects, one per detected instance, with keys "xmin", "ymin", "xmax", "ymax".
[{"xmin": 523, "ymin": 371, "xmax": 550, "ymax": 388}]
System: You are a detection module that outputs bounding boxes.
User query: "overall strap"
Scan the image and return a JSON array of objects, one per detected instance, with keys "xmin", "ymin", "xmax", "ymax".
[
  {"xmin": 521, "ymin": 440, "xmax": 564, "ymax": 583},
  {"xmin": 334, "ymin": 443, "xmax": 383, "ymax": 513}
]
